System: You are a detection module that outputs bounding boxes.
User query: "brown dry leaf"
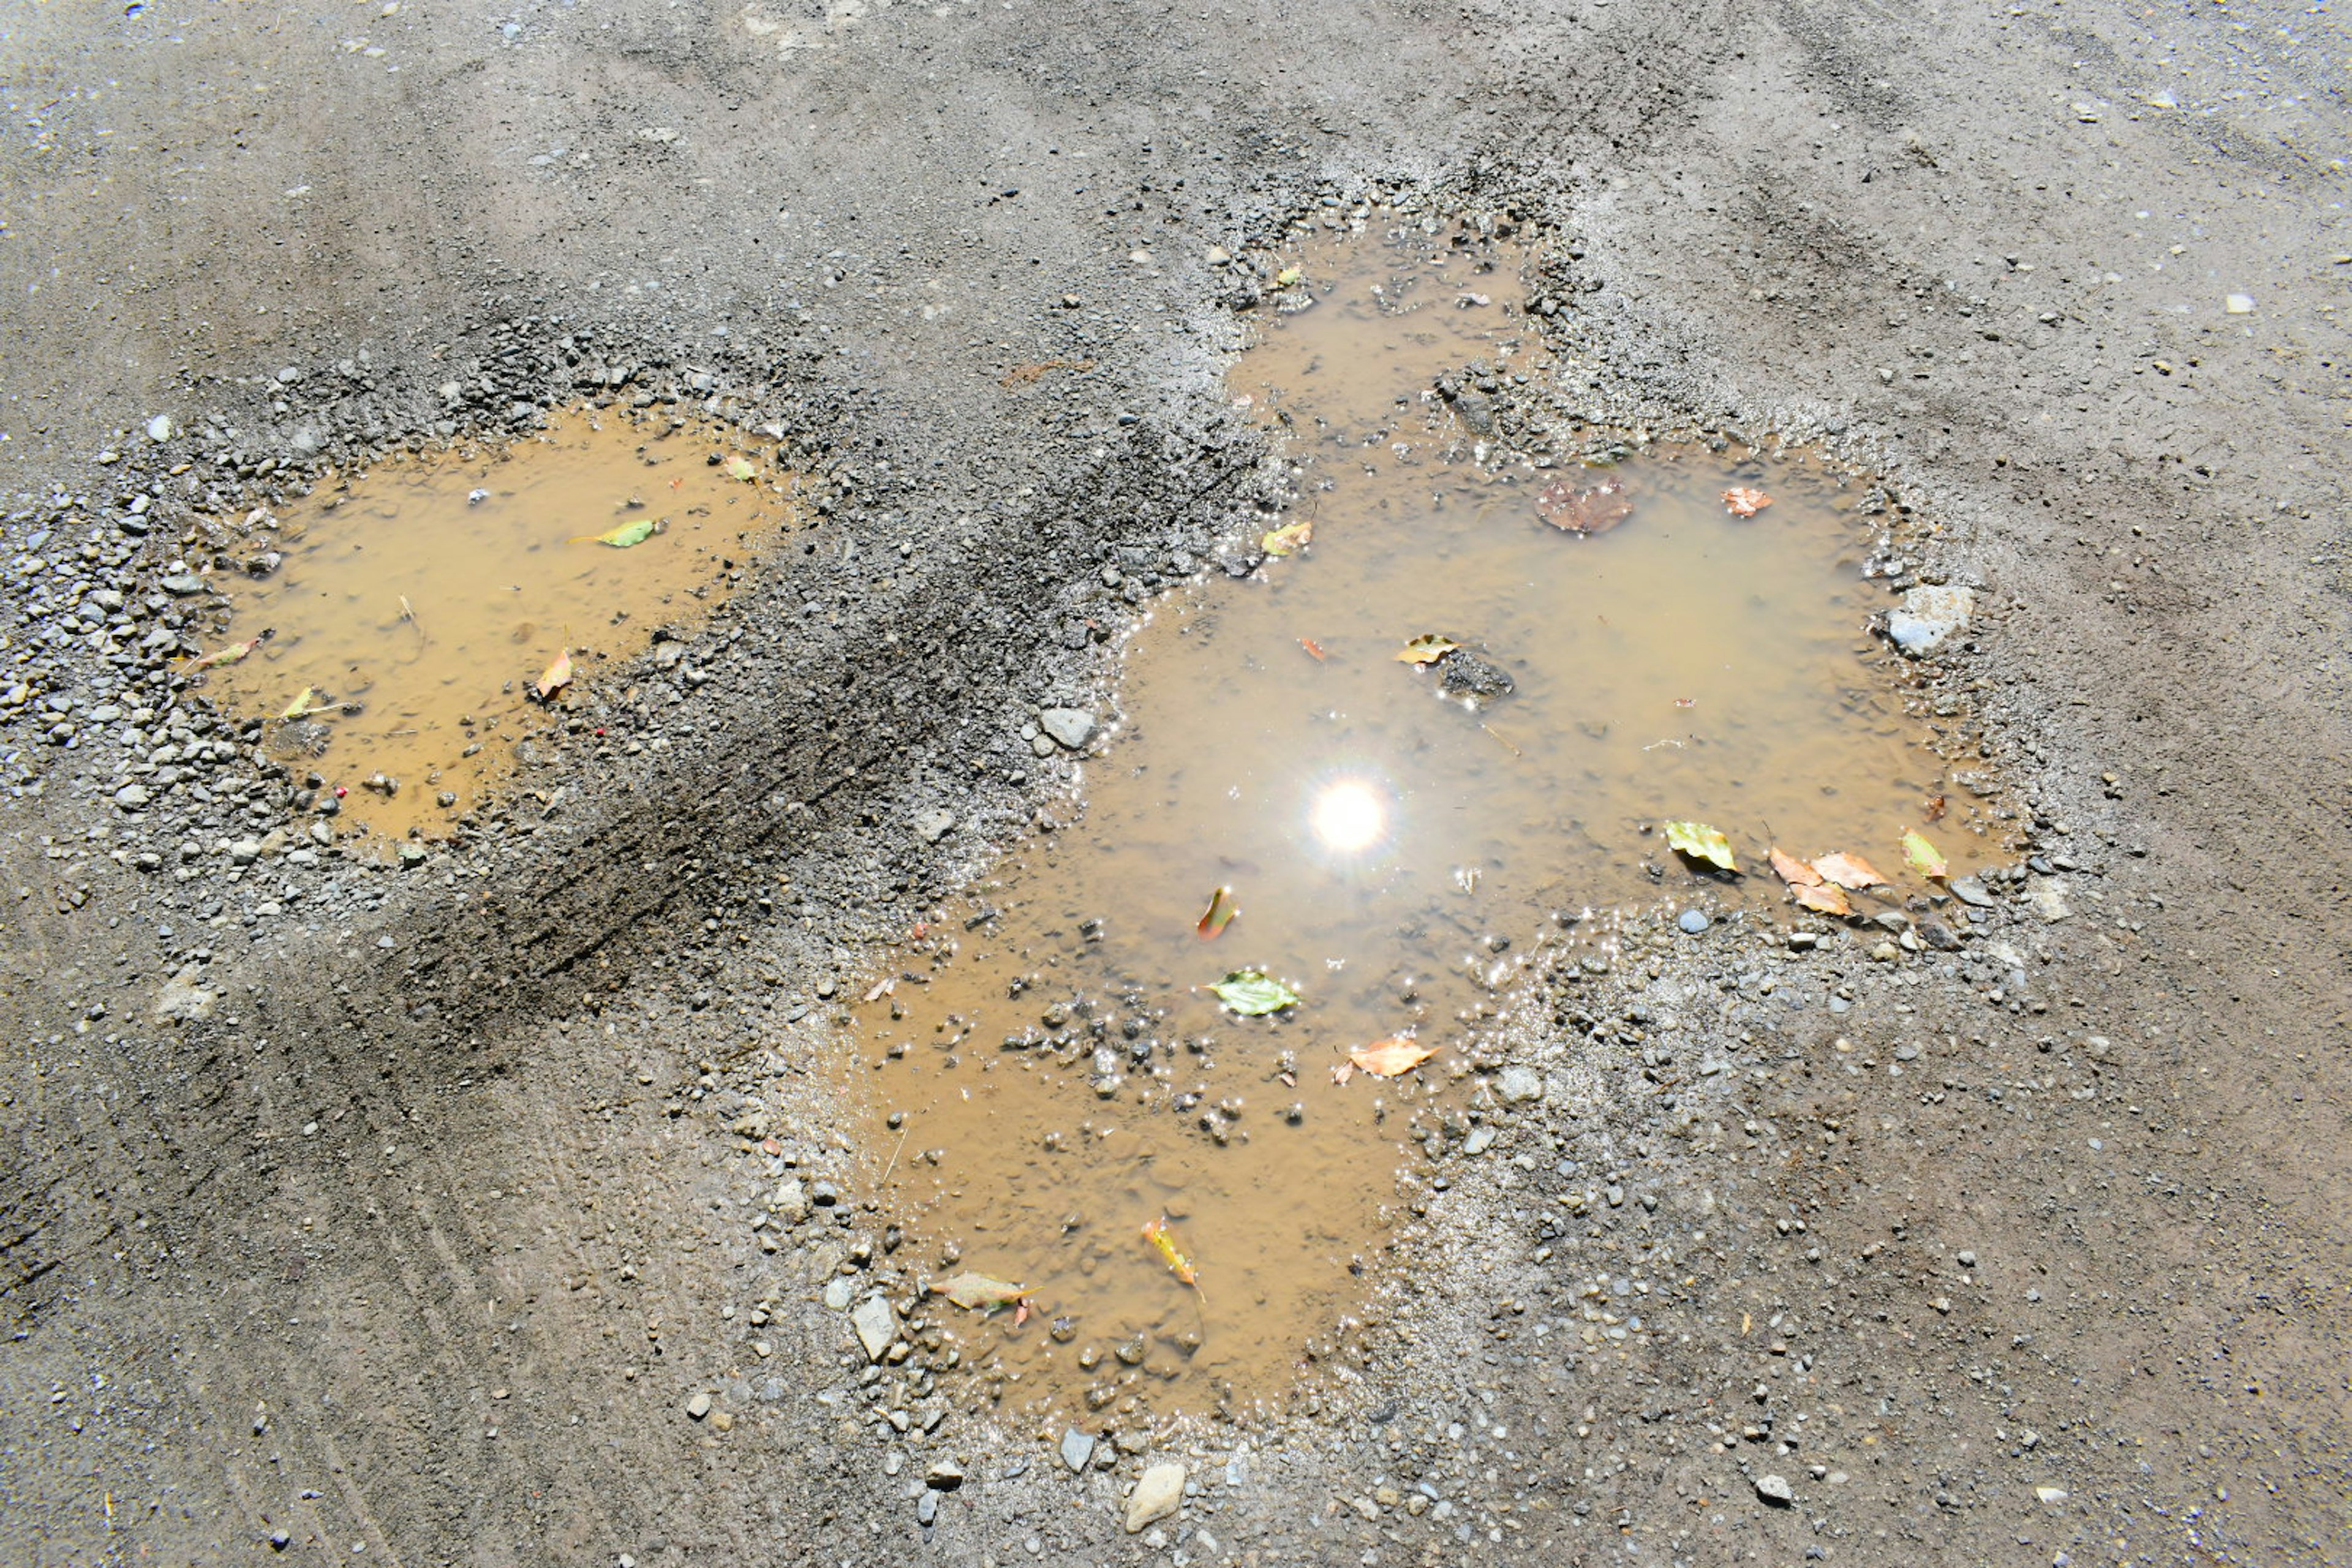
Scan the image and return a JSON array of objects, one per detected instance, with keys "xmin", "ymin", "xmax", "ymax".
[
  {"xmin": 1329, "ymin": 1061, "xmax": 1355, "ymax": 1086},
  {"xmin": 1196, "ymin": 885, "xmax": 1239, "ymax": 940},
  {"xmin": 1349, "ymin": 1036, "xmax": 1436, "ymax": 1077},
  {"xmin": 1811, "ymin": 852, "xmax": 1887, "ymax": 890},
  {"xmin": 1722, "ymin": 486, "xmax": 1773, "ymax": 518},
  {"xmin": 1790, "ymin": 881, "xmax": 1851, "ymax": 916},
  {"xmin": 534, "ymin": 646, "xmax": 573, "ymax": 702},
  {"xmin": 1395, "ymin": 634, "xmax": 1460, "ymax": 666},
  {"xmin": 1536, "ymin": 475, "xmax": 1635, "ymax": 534},
  {"xmin": 1768, "ymin": 846, "xmax": 1823, "ymax": 887}
]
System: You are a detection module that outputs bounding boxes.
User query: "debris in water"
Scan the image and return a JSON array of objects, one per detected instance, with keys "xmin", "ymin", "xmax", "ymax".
[
  {"xmin": 1812, "ymin": 851, "xmax": 1887, "ymax": 889},
  {"xmin": 277, "ymin": 685, "xmax": 344, "ymax": 720},
  {"xmin": 1790, "ymin": 881, "xmax": 1852, "ymax": 916},
  {"xmin": 533, "ymin": 646, "xmax": 573, "ymax": 702},
  {"xmin": 1722, "ymin": 486, "xmax": 1773, "ymax": 518},
  {"xmin": 1297, "ymin": 637, "xmax": 1327, "ymax": 662},
  {"xmin": 1348, "ymin": 1036, "xmax": 1434, "ymax": 1077},
  {"xmin": 1923, "ymin": 792, "xmax": 1948, "ymax": 823},
  {"xmin": 1664, "ymin": 820, "xmax": 1739, "ymax": 873},
  {"xmin": 183, "ymin": 628, "xmax": 275, "ymax": 673},
  {"xmin": 723, "ymin": 454, "xmax": 758, "ymax": 482},
  {"xmin": 1261, "ymin": 520, "xmax": 1313, "ymax": 556},
  {"xmin": 1536, "ymin": 475, "xmax": 1635, "ymax": 534},
  {"xmin": 1196, "ymin": 886, "xmax": 1240, "ymax": 940},
  {"xmin": 1902, "ymin": 828, "xmax": 1949, "ymax": 880},
  {"xmin": 932, "ymin": 1272, "xmax": 1027, "ymax": 1311},
  {"xmin": 1395, "ymin": 633, "xmax": 1460, "ymax": 666},
  {"xmin": 467, "ymin": 487, "xmax": 491, "ymax": 505},
  {"xmin": 571, "ymin": 517, "xmax": 662, "ymax": 548},
  {"xmin": 1769, "ymin": 845, "xmax": 1822, "ymax": 886},
  {"xmin": 1208, "ymin": 969, "xmax": 1298, "ymax": 1016},
  {"xmin": 1274, "ymin": 266, "xmax": 1303, "ymax": 287},
  {"xmin": 1141, "ymin": 1216, "xmax": 1200, "ymax": 1287}
]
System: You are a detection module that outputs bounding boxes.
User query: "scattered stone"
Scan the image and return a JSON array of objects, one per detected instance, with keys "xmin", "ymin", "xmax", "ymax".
[
  {"xmin": 1060, "ymin": 1427, "xmax": 1096, "ymax": 1473},
  {"xmin": 1438, "ymin": 649, "xmax": 1514, "ymax": 702},
  {"xmin": 821, "ymin": 1276, "xmax": 855, "ymax": 1311},
  {"xmin": 159, "ymin": 573, "xmax": 208, "ymax": 597},
  {"xmin": 146, "ymin": 414, "xmax": 173, "ymax": 442},
  {"xmin": 1124, "ymin": 1461, "xmax": 1186, "ymax": 1533},
  {"xmin": 771, "ymin": 1176, "xmax": 810, "ymax": 1224},
  {"xmin": 113, "ymin": 783, "xmax": 151, "ymax": 810},
  {"xmin": 2035, "ymin": 1485, "xmax": 2068, "ymax": 1505},
  {"xmin": 913, "ymin": 808, "xmax": 956, "ymax": 844},
  {"xmin": 851, "ymin": 1295, "xmax": 897, "ymax": 1362},
  {"xmin": 155, "ymin": 968, "xmax": 218, "ymax": 1022},
  {"xmin": 924, "ymin": 1457, "xmax": 965, "ymax": 1490},
  {"xmin": 916, "ymin": 1491, "xmax": 938, "ymax": 1526},
  {"xmin": 684, "ymin": 1391, "xmax": 712, "ymax": 1421},
  {"xmin": 2026, "ymin": 876, "xmax": 2072, "ymax": 922},
  {"xmin": 1756, "ymin": 1473, "xmax": 1794, "ymax": 1505},
  {"xmin": 1677, "ymin": 908, "xmax": 1711, "ymax": 935},
  {"xmin": 1885, "ymin": 584, "xmax": 1975, "ymax": 655},
  {"xmin": 1948, "ymin": 875, "xmax": 1996, "ymax": 908},
  {"xmin": 1039, "ymin": 707, "xmax": 1098, "ymax": 750},
  {"xmin": 1494, "ymin": 1065, "xmax": 1544, "ymax": 1106},
  {"xmin": 1460, "ymin": 1126, "xmax": 1496, "ymax": 1156}
]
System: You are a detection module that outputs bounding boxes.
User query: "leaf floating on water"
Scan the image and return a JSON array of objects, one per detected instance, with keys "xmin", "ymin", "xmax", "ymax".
[
  {"xmin": 278, "ymin": 685, "xmax": 336, "ymax": 720},
  {"xmin": 931, "ymin": 1272, "xmax": 1027, "ymax": 1311},
  {"xmin": 1274, "ymin": 265, "xmax": 1303, "ymax": 287},
  {"xmin": 1298, "ymin": 637, "xmax": 1327, "ymax": 662},
  {"xmin": 1790, "ymin": 881, "xmax": 1852, "ymax": 916},
  {"xmin": 1769, "ymin": 846, "xmax": 1823, "ymax": 886},
  {"xmin": 1349, "ymin": 1036, "xmax": 1435, "ymax": 1077},
  {"xmin": 1196, "ymin": 886, "xmax": 1239, "ymax": 940},
  {"xmin": 724, "ymin": 454, "xmax": 758, "ymax": 482},
  {"xmin": 1664, "ymin": 820, "xmax": 1738, "ymax": 873},
  {"xmin": 1330, "ymin": 1061, "xmax": 1356, "ymax": 1086},
  {"xmin": 1811, "ymin": 852, "xmax": 1887, "ymax": 890},
  {"xmin": 1395, "ymin": 634, "xmax": 1460, "ymax": 666},
  {"xmin": 1261, "ymin": 520, "xmax": 1313, "ymax": 557},
  {"xmin": 570, "ymin": 517, "xmax": 660, "ymax": 548},
  {"xmin": 1721, "ymin": 486, "xmax": 1773, "ymax": 518},
  {"xmin": 1535, "ymin": 476, "xmax": 1635, "ymax": 535},
  {"xmin": 184, "ymin": 627, "xmax": 275, "ymax": 673},
  {"xmin": 1141, "ymin": 1216, "xmax": 1200, "ymax": 1287},
  {"xmin": 1209, "ymin": 968, "xmax": 1298, "ymax": 1016},
  {"xmin": 1902, "ymin": 828, "xmax": 1950, "ymax": 880},
  {"xmin": 533, "ymin": 646, "xmax": 573, "ymax": 703}
]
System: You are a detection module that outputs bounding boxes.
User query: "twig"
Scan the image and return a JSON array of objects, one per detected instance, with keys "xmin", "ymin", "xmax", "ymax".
[{"xmin": 878, "ymin": 1123, "xmax": 912, "ymax": 1186}]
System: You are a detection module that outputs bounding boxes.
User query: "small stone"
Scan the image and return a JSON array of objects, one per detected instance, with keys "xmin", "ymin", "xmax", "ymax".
[
  {"xmin": 1039, "ymin": 707, "xmax": 1098, "ymax": 750},
  {"xmin": 924, "ymin": 1458, "xmax": 965, "ymax": 1490},
  {"xmin": 913, "ymin": 808, "xmax": 956, "ymax": 844},
  {"xmin": 1124, "ymin": 1461, "xmax": 1186, "ymax": 1533},
  {"xmin": 1756, "ymin": 1474, "xmax": 1794, "ymax": 1505},
  {"xmin": 709, "ymin": 1410, "xmax": 733, "ymax": 1433},
  {"xmin": 2027, "ymin": 876, "xmax": 2071, "ymax": 922},
  {"xmin": 1885, "ymin": 584, "xmax": 1975, "ymax": 656},
  {"xmin": 2223, "ymin": 293, "xmax": 2255, "ymax": 315},
  {"xmin": 916, "ymin": 1491, "xmax": 938, "ymax": 1526},
  {"xmin": 771, "ymin": 1176, "xmax": 810, "ymax": 1224},
  {"xmin": 159, "ymin": 574, "xmax": 208, "ymax": 597},
  {"xmin": 1494, "ymin": 1065, "xmax": 1544, "ymax": 1106},
  {"xmin": 1461, "ymin": 1126, "xmax": 1496, "ymax": 1156},
  {"xmin": 1677, "ymin": 908, "xmax": 1711, "ymax": 935},
  {"xmin": 155, "ymin": 968, "xmax": 217, "ymax": 1022},
  {"xmin": 1948, "ymin": 875, "xmax": 1996, "ymax": 908},
  {"xmin": 2035, "ymin": 1485, "xmax": 2068, "ymax": 1505},
  {"xmin": 113, "ymin": 783, "xmax": 151, "ymax": 809},
  {"xmin": 851, "ymin": 1295, "xmax": 897, "ymax": 1362},
  {"xmin": 1438, "ymin": 649, "xmax": 1514, "ymax": 702},
  {"xmin": 229, "ymin": 838, "xmax": 262, "ymax": 867},
  {"xmin": 821, "ymin": 1276, "xmax": 855, "ymax": 1311},
  {"xmin": 1060, "ymin": 1428, "xmax": 1096, "ymax": 1473},
  {"xmin": 684, "ymin": 1392, "xmax": 712, "ymax": 1421},
  {"xmin": 146, "ymin": 414, "xmax": 173, "ymax": 443}
]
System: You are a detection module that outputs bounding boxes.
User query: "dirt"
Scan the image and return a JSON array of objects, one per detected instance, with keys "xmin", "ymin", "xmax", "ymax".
[{"xmin": 1, "ymin": 3, "xmax": 2346, "ymax": 1567}]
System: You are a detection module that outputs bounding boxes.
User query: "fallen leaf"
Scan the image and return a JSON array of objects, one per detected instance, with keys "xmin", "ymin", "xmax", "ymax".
[
  {"xmin": 862, "ymin": 975, "xmax": 897, "ymax": 1004},
  {"xmin": 724, "ymin": 454, "xmax": 758, "ymax": 482},
  {"xmin": 1395, "ymin": 634, "xmax": 1460, "ymax": 666},
  {"xmin": 1811, "ymin": 852, "xmax": 1887, "ymax": 890},
  {"xmin": 1721, "ymin": 486, "xmax": 1773, "ymax": 518},
  {"xmin": 1923, "ymin": 793, "xmax": 1948, "ymax": 823},
  {"xmin": 1790, "ymin": 881, "xmax": 1852, "ymax": 916},
  {"xmin": 1768, "ymin": 846, "xmax": 1823, "ymax": 886},
  {"xmin": 1298, "ymin": 637, "xmax": 1327, "ymax": 662},
  {"xmin": 1261, "ymin": 520, "xmax": 1313, "ymax": 556},
  {"xmin": 1196, "ymin": 886, "xmax": 1239, "ymax": 940},
  {"xmin": 1349, "ymin": 1036, "xmax": 1436, "ymax": 1077},
  {"xmin": 1664, "ymin": 820, "xmax": 1738, "ymax": 873},
  {"xmin": 184, "ymin": 627, "xmax": 274, "ymax": 673},
  {"xmin": 1902, "ymin": 828, "xmax": 1950, "ymax": 880},
  {"xmin": 570, "ymin": 518, "xmax": 660, "ymax": 548},
  {"xmin": 1536, "ymin": 476, "xmax": 1635, "ymax": 534},
  {"xmin": 278, "ymin": 686, "xmax": 334, "ymax": 720},
  {"xmin": 1141, "ymin": 1216, "xmax": 1200, "ymax": 1287},
  {"xmin": 1209, "ymin": 969, "xmax": 1298, "ymax": 1016},
  {"xmin": 1673, "ymin": 696, "xmax": 1696, "ymax": 708},
  {"xmin": 1329, "ymin": 1061, "xmax": 1355, "ymax": 1086},
  {"xmin": 534, "ymin": 646, "xmax": 573, "ymax": 702},
  {"xmin": 1275, "ymin": 265, "xmax": 1303, "ymax": 287},
  {"xmin": 932, "ymin": 1272, "xmax": 1026, "ymax": 1311},
  {"xmin": 1013, "ymin": 1298, "xmax": 1032, "ymax": 1327}
]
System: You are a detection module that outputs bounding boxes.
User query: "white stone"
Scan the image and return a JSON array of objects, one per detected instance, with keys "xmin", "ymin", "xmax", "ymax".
[
  {"xmin": 1885, "ymin": 584, "xmax": 1975, "ymax": 656},
  {"xmin": 851, "ymin": 1295, "xmax": 897, "ymax": 1362},
  {"xmin": 1123, "ymin": 1461, "xmax": 1185, "ymax": 1532}
]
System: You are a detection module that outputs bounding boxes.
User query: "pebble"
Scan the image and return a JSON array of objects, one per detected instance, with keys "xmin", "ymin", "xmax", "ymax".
[
  {"xmin": 822, "ymin": 1276, "xmax": 855, "ymax": 1311},
  {"xmin": 1948, "ymin": 875, "xmax": 1996, "ymax": 908},
  {"xmin": 2036, "ymin": 1485, "xmax": 2068, "ymax": 1505},
  {"xmin": 1676, "ymin": 908, "xmax": 1711, "ymax": 934},
  {"xmin": 684, "ymin": 1392, "xmax": 712, "ymax": 1421},
  {"xmin": 851, "ymin": 1295, "xmax": 897, "ymax": 1362},
  {"xmin": 913, "ymin": 808, "xmax": 957, "ymax": 844},
  {"xmin": 2027, "ymin": 876, "xmax": 2072, "ymax": 922},
  {"xmin": 1755, "ymin": 1473, "xmax": 1794, "ymax": 1504},
  {"xmin": 1460, "ymin": 1126, "xmax": 1496, "ymax": 1156},
  {"xmin": 1885, "ymin": 584, "xmax": 1975, "ymax": 655},
  {"xmin": 1123, "ymin": 1461, "xmax": 1186, "ymax": 1533},
  {"xmin": 924, "ymin": 1457, "xmax": 965, "ymax": 1490},
  {"xmin": 1060, "ymin": 1427, "xmax": 1096, "ymax": 1472},
  {"xmin": 1494, "ymin": 1065, "xmax": 1544, "ymax": 1106},
  {"xmin": 916, "ymin": 1491, "xmax": 938, "ymax": 1526},
  {"xmin": 1038, "ymin": 707, "xmax": 1098, "ymax": 750}
]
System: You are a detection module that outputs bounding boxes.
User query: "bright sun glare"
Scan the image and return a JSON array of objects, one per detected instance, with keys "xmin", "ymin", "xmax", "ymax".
[{"xmin": 1310, "ymin": 778, "xmax": 1389, "ymax": 853}]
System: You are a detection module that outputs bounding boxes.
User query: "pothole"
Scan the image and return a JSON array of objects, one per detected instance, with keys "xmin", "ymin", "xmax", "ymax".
[
  {"xmin": 834, "ymin": 221, "xmax": 1994, "ymax": 1421},
  {"xmin": 190, "ymin": 407, "xmax": 788, "ymax": 841}
]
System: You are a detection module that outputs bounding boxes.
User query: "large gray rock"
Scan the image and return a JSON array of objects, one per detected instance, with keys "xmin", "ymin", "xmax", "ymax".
[
  {"xmin": 1039, "ymin": 707, "xmax": 1098, "ymax": 750},
  {"xmin": 1124, "ymin": 1461, "xmax": 1186, "ymax": 1532},
  {"xmin": 1885, "ymin": 584, "xmax": 1975, "ymax": 655}
]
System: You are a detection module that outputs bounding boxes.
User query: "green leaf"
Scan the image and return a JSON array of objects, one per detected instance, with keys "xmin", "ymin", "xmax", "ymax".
[
  {"xmin": 725, "ymin": 454, "xmax": 758, "ymax": 482},
  {"xmin": 1275, "ymin": 265, "xmax": 1303, "ymax": 287},
  {"xmin": 572, "ymin": 517, "xmax": 659, "ymax": 549},
  {"xmin": 932, "ymin": 1272, "xmax": 1025, "ymax": 1311},
  {"xmin": 1901, "ymin": 828, "xmax": 1948, "ymax": 880},
  {"xmin": 1664, "ymin": 820, "xmax": 1738, "ymax": 873},
  {"xmin": 1210, "ymin": 969, "xmax": 1299, "ymax": 1016}
]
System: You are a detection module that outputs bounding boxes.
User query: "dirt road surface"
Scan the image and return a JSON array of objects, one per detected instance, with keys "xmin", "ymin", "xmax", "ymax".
[{"xmin": 2, "ymin": 2, "xmax": 2346, "ymax": 1564}]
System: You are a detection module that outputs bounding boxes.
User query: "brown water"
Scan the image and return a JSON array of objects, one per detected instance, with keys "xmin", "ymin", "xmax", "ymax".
[
  {"xmin": 200, "ymin": 409, "xmax": 784, "ymax": 839},
  {"xmin": 845, "ymin": 224, "xmax": 1989, "ymax": 1420}
]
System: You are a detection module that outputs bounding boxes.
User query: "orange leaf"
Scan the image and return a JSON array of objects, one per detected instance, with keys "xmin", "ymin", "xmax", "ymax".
[
  {"xmin": 1722, "ymin": 486, "xmax": 1773, "ymax": 518},
  {"xmin": 1790, "ymin": 881, "xmax": 1851, "ymax": 916},
  {"xmin": 1329, "ymin": 1061, "xmax": 1355, "ymax": 1086},
  {"xmin": 1349, "ymin": 1036, "xmax": 1436, "ymax": 1077},
  {"xmin": 533, "ymin": 646, "xmax": 573, "ymax": 702},
  {"xmin": 1141, "ymin": 1216, "xmax": 1199, "ymax": 1287},
  {"xmin": 1768, "ymin": 846, "xmax": 1823, "ymax": 887},
  {"xmin": 1811, "ymin": 852, "xmax": 1887, "ymax": 890},
  {"xmin": 1298, "ymin": 637, "xmax": 1327, "ymax": 662},
  {"xmin": 1196, "ymin": 885, "xmax": 1239, "ymax": 940},
  {"xmin": 1536, "ymin": 476, "xmax": 1635, "ymax": 534}
]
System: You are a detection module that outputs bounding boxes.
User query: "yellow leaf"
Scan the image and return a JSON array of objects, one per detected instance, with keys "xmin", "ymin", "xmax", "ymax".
[
  {"xmin": 724, "ymin": 454, "xmax": 758, "ymax": 482},
  {"xmin": 1275, "ymin": 266, "xmax": 1303, "ymax": 287},
  {"xmin": 1395, "ymin": 634, "xmax": 1460, "ymax": 665},
  {"xmin": 1142, "ymin": 1216, "xmax": 1199, "ymax": 1287},
  {"xmin": 1196, "ymin": 885, "xmax": 1238, "ymax": 940},
  {"xmin": 1261, "ymin": 520, "xmax": 1313, "ymax": 556},
  {"xmin": 1902, "ymin": 829, "xmax": 1949, "ymax": 880},
  {"xmin": 1664, "ymin": 820, "xmax": 1738, "ymax": 872}
]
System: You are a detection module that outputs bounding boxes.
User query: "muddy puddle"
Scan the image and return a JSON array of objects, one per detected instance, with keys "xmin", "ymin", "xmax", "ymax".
[
  {"xmin": 195, "ymin": 409, "xmax": 785, "ymax": 839},
  {"xmin": 841, "ymin": 222, "xmax": 1989, "ymax": 1421}
]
